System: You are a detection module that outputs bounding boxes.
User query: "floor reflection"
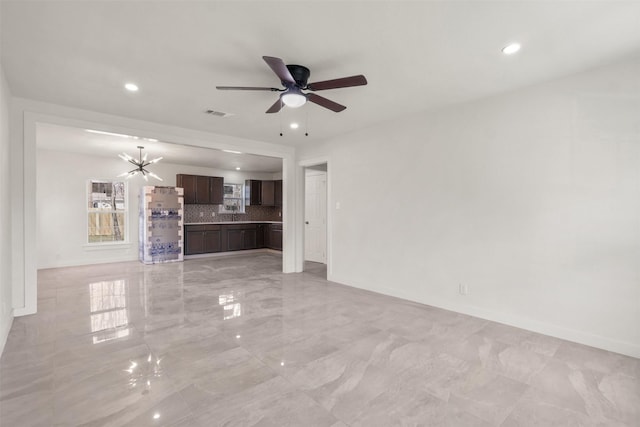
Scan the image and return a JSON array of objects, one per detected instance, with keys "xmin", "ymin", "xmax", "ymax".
[
  {"xmin": 126, "ymin": 353, "xmax": 163, "ymax": 390},
  {"xmin": 219, "ymin": 291, "xmax": 243, "ymax": 320},
  {"xmin": 88, "ymin": 279, "xmax": 130, "ymax": 344},
  {"xmin": 140, "ymin": 263, "xmax": 185, "ymax": 321}
]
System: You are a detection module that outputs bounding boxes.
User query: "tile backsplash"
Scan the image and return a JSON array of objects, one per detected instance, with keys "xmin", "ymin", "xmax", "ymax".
[{"xmin": 184, "ymin": 204, "xmax": 282, "ymax": 223}]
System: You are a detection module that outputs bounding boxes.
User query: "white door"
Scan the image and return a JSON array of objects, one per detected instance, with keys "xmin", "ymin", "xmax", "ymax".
[{"xmin": 305, "ymin": 170, "xmax": 327, "ymax": 263}]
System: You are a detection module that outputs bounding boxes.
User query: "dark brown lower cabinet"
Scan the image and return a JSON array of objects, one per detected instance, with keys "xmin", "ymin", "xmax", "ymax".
[
  {"xmin": 245, "ymin": 229, "xmax": 257, "ymax": 249},
  {"xmin": 226, "ymin": 229, "xmax": 244, "ymax": 251},
  {"xmin": 185, "ymin": 223, "xmax": 282, "ymax": 255},
  {"xmin": 185, "ymin": 228, "xmax": 205, "ymax": 254},
  {"xmin": 256, "ymin": 224, "xmax": 266, "ymax": 248},
  {"xmin": 268, "ymin": 224, "xmax": 283, "ymax": 251},
  {"xmin": 184, "ymin": 225, "xmax": 222, "ymax": 255},
  {"xmin": 223, "ymin": 224, "xmax": 258, "ymax": 251},
  {"xmin": 203, "ymin": 229, "xmax": 222, "ymax": 253}
]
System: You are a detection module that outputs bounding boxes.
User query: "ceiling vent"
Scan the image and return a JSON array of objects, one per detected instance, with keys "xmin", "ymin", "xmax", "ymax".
[{"xmin": 205, "ymin": 109, "xmax": 234, "ymax": 118}]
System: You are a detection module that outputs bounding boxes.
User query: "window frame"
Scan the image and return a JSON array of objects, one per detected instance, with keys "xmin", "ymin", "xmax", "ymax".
[
  {"xmin": 219, "ymin": 183, "xmax": 246, "ymax": 214},
  {"xmin": 86, "ymin": 179, "xmax": 129, "ymax": 245}
]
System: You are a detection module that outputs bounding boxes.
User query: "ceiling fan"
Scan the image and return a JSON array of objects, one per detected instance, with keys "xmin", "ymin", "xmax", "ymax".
[{"xmin": 216, "ymin": 56, "xmax": 367, "ymax": 113}]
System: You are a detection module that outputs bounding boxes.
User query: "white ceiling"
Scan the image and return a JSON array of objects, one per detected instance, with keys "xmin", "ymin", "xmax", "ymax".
[
  {"xmin": 36, "ymin": 123, "xmax": 283, "ymax": 173},
  {"xmin": 3, "ymin": 1, "xmax": 640, "ymax": 147}
]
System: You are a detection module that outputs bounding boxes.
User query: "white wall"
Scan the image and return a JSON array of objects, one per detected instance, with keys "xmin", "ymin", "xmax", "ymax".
[
  {"xmin": 37, "ymin": 148, "xmax": 277, "ymax": 269},
  {"xmin": 0, "ymin": 63, "xmax": 14, "ymax": 354},
  {"xmin": 298, "ymin": 59, "xmax": 640, "ymax": 358}
]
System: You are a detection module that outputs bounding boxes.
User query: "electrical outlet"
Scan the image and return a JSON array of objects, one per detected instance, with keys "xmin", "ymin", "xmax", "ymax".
[
  {"xmin": 199, "ymin": 212, "xmax": 204, "ymax": 218},
  {"xmin": 211, "ymin": 212, "xmax": 215, "ymax": 217},
  {"xmin": 278, "ymin": 211, "xmax": 281, "ymax": 217},
  {"xmin": 459, "ymin": 283, "xmax": 469, "ymax": 295}
]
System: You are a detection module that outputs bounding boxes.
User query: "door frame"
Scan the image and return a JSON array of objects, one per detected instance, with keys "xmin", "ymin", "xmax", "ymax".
[
  {"xmin": 297, "ymin": 157, "xmax": 331, "ymax": 278},
  {"xmin": 304, "ymin": 167, "xmax": 327, "ymax": 264}
]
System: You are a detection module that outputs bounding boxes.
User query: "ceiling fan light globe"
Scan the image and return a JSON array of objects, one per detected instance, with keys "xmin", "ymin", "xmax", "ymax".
[{"xmin": 281, "ymin": 93, "xmax": 306, "ymax": 108}]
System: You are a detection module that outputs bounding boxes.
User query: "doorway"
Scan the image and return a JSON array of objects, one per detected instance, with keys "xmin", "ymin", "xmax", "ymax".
[{"xmin": 304, "ymin": 164, "xmax": 327, "ymax": 278}]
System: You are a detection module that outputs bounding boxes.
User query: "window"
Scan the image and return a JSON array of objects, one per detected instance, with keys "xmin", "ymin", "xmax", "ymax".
[
  {"xmin": 220, "ymin": 183, "xmax": 245, "ymax": 214},
  {"xmin": 87, "ymin": 180, "xmax": 127, "ymax": 243}
]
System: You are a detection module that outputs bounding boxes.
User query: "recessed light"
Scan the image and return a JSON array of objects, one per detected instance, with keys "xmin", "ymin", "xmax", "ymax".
[
  {"xmin": 153, "ymin": 413, "xmax": 160, "ymax": 420},
  {"xmin": 222, "ymin": 149, "xmax": 242, "ymax": 154},
  {"xmin": 124, "ymin": 83, "xmax": 139, "ymax": 92},
  {"xmin": 502, "ymin": 43, "xmax": 521, "ymax": 55},
  {"xmin": 290, "ymin": 123, "xmax": 299, "ymax": 129},
  {"xmin": 235, "ymin": 167, "xmax": 241, "ymax": 171}
]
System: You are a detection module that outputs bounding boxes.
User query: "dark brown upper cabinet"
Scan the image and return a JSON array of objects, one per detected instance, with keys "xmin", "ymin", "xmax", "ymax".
[
  {"xmin": 209, "ymin": 177, "xmax": 223, "ymax": 205},
  {"xmin": 261, "ymin": 180, "xmax": 275, "ymax": 207},
  {"xmin": 177, "ymin": 174, "xmax": 197, "ymax": 204},
  {"xmin": 195, "ymin": 175, "xmax": 210, "ymax": 204},
  {"xmin": 245, "ymin": 179, "xmax": 276, "ymax": 206},
  {"xmin": 274, "ymin": 180, "xmax": 283, "ymax": 207},
  {"xmin": 245, "ymin": 180, "xmax": 261, "ymax": 206},
  {"xmin": 177, "ymin": 174, "xmax": 224, "ymax": 205}
]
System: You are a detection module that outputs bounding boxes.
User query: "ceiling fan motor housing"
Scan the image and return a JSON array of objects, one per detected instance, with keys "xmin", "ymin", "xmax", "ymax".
[
  {"xmin": 286, "ymin": 64, "xmax": 310, "ymax": 87},
  {"xmin": 216, "ymin": 56, "xmax": 366, "ymax": 113}
]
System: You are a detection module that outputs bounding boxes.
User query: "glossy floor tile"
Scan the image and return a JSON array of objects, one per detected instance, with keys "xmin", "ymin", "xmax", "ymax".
[{"xmin": 1, "ymin": 254, "xmax": 638, "ymax": 426}]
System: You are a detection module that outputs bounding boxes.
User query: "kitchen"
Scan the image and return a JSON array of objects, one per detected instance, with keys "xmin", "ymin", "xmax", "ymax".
[
  {"xmin": 35, "ymin": 122, "xmax": 285, "ymax": 269},
  {"xmin": 179, "ymin": 174, "xmax": 283, "ymax": 256}
]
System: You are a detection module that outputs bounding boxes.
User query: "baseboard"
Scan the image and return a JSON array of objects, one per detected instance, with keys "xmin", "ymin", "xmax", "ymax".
[
  {"xmin": 329, "ymin": 276, "xmax": 640, "ymax": 359},
  {"xmin": 37, "ymin": 254, "xmax": 139, "ymax": 270},
  {"xmin": 42, "ymin": 249, "xmax": 283, "ymax": 269},
  {"xmin": 0, "ymin": 308, "xmax": 14, "ymax": 357},
  {"xmin": 184, "ymin": 248, "xmax": 281, "ymax": 260},
  {"xmin": 13, "ymin": 306, "xmax": 36, "ymax": 316}
]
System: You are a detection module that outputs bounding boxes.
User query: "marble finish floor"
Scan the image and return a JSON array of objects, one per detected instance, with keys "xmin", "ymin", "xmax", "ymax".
[{"xmin": 1, "ymin": 253, "xmax": 638, "ymax": 426}]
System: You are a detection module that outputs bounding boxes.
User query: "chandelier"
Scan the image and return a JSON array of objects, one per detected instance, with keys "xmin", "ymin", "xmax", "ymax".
[{"xmin": 117, "ymin": 146, "xmax": 163, "ymax": 181}]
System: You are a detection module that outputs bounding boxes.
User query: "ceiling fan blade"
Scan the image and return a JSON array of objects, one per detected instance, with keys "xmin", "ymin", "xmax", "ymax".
[
  {"xmin": 216, "ymin": 86, "xmax": 281, "ymax": 91},
  {"xmin": 307, "ymin": 75, "xmax": 367, "ymax": 91},
  {"xmin": 266, "ymin": 98, "xmax": 284, "ymax": 114},
  {"xmin": 263, "ymin": 56, "xmax": 295, "ymax": 85},
  {"xmin": 306, "ymin": 93, "xmax": 346, "ymax": 112}
]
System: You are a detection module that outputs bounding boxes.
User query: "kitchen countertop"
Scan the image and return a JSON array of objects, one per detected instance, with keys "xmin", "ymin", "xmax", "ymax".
[{"xmin": 183, "ymin": 221, "xmax": 282, "ymax": 225}]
